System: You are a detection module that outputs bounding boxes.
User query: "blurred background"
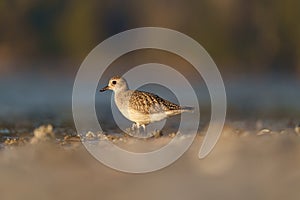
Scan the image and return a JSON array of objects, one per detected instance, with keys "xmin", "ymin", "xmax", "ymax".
[
  {"xmin": 1, "ymin": 2, "xmax": 300, "ymax": 200},
  {"xmin": 0, "ymin": 0, "xmax": 300, "ymax": 123}
]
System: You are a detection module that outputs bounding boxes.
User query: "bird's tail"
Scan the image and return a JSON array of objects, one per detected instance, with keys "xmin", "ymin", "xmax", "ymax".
[{"xmin": 181, "ymin": 106, "xmax": 195, "ymax": 113}]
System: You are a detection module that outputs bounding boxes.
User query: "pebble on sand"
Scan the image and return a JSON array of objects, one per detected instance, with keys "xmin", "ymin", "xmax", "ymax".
[
  {"xmin": 257, "ymin": 128, "xmax": 271, "ymax": 136},
  {"xmin": 30, "ymin": 124, "xmax": 55, "ymax": 144}
]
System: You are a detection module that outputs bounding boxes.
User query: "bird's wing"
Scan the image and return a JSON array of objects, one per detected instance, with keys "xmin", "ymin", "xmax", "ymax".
[{"xmin": 128, "ymin": 90, "xmax": 181, "ymax": 114}]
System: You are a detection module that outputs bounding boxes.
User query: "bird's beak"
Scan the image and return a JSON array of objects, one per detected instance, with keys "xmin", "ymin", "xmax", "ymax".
[{"xmin": 100, "ymin": 86, "xmax": 110, "ymax": 92}]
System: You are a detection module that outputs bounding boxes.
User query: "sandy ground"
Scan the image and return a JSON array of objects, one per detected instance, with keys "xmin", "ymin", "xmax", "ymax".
[{"xmin": 1, "ymin": 121, "xmax": 300, "ymax": 200}]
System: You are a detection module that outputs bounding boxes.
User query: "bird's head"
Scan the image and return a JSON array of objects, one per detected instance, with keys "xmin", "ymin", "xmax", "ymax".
[{"xmin": 100, "ymin": 76, "xmax": 129, "ymax": 93}]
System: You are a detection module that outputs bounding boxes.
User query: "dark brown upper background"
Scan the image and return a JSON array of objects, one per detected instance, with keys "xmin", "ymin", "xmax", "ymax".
[{"xmin": 0, "ymin": 0, "xmax": 299, "ymax": 76}]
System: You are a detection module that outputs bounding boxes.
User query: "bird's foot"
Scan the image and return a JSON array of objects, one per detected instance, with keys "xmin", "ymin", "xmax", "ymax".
[
  {"xmin": 151, "ymin": 129, "xmax": 163, "ymax": 138},
  {"xmin": 128, "ymin": 123, "xmax": 149, "ymax": 138}
]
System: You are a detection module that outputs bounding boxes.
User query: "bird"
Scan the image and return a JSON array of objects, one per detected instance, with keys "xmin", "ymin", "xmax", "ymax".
[{"xmin": 100, "ymin": 76, "xmax": 194, "ymax": 131}]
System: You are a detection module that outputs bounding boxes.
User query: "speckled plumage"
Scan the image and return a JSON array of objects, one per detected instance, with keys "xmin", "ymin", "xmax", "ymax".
[
  {"xmin": 128, "ymin": 90, "xmax": 182, "ymax": 114},
  {"xmin": 100, "ymin": 76, "xmax": 194, "ymax": 130}
]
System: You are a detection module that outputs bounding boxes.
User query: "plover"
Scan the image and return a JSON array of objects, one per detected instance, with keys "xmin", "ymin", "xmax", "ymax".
[{"xmin": 100, "ymin": 76, "xmax": 194, "ymax": 131}]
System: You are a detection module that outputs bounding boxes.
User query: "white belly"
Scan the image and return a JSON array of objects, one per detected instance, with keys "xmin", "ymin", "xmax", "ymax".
[{"xmin": 114, "ymin": 91, "xmax": 168, "ymax": 125}]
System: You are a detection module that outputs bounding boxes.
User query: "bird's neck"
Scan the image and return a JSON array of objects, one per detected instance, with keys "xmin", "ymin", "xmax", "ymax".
[{"xmin": 114, "ymin": 86, "xmax": 129, "ymax": 95}]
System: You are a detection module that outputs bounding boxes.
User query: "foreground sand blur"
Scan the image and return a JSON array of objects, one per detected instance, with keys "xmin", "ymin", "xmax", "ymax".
[{"xmin": 1, "ymin": 122, "xmax": 300, "ymax": 200}]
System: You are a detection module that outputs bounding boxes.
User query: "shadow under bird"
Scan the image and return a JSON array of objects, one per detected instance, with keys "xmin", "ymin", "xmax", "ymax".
[{"xmin": 100, "ymin": 76, "xmax": 194, "ymax": 131}]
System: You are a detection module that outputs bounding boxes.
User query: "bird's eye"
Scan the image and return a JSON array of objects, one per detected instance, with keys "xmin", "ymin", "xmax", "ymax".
[{"xmin": 112, "ymin": 80, "xmax": 117, "ymax": 85}]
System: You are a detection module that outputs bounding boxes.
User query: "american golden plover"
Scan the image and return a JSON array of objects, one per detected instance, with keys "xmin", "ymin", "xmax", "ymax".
[{"xmin": 100, "ymin": 76, "xmax": 194, "ymax": 131}]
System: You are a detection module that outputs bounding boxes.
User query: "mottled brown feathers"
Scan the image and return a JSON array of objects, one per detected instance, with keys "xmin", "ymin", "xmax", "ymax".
[{"xmin": 128, "ymin": 90, "xmax": 182, "ymax": 114}]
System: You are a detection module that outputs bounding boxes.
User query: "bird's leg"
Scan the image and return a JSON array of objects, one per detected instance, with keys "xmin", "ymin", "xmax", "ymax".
[
  {"xmin": 136, "ymin": 123, "xmax": 141, "ymax": 135},
  {"xmin": 130, "ymin": 123, "xmax": 147, "ymax": 137},
  {"xmin": 141, "ymin": 124, "xmax": 146, "ymax": 133},
  {"xmin": 131, "ymin": 123, "xmax": 136, "ymax": 130}
]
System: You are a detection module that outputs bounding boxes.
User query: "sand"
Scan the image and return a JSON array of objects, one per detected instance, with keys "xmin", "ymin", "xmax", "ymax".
[{"xmin": 1, "ymin": 121, "xmax": 300, "ymax": 200}]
